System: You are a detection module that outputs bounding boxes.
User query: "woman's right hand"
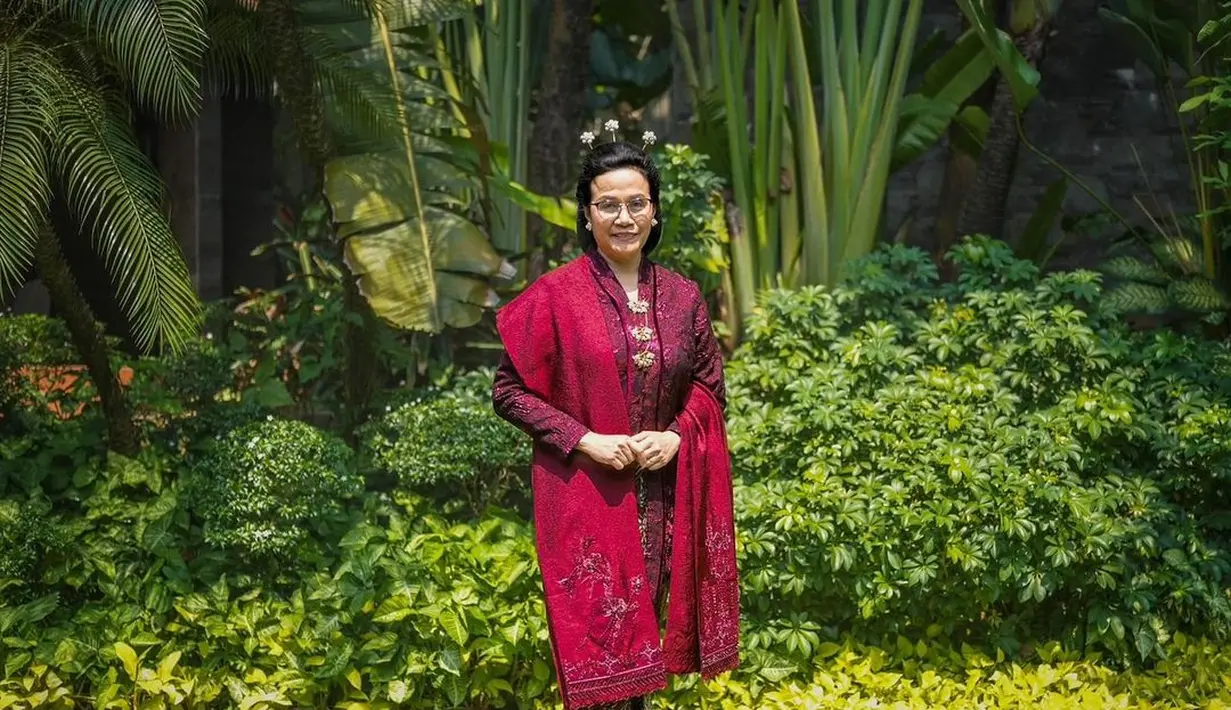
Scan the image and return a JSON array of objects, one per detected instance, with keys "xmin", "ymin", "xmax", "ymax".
[{"xmin": 576, "ymin": 432, "xmax": 640, "ymax": 470}]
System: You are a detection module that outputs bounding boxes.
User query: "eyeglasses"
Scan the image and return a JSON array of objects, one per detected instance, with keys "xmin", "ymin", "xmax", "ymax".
[{"xmin": 590, "ymin": 196, "xmax": 652, "ymax": 219}]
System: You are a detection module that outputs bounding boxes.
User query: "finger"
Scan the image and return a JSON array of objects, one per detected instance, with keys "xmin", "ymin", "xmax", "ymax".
[{"xmin": 630, "ymin": 431, "xmax": 652, "ymax": 444}]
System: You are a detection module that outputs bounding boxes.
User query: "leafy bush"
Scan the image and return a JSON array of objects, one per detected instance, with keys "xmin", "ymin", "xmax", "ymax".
[
  {"xmin": 0, "ymin": 501, "xmax": 68, "ymax": 594},
  {"xmin": 666, "ymin": 634, "xmax": 1231, "ymax": 709},
  {"xmin": 360, "ymin": 368, "xmax": 529, "ymax": 512},
  {"xmin": 728, "ymin": 238, "xmax": 1231, "ymax": 664},
  {"xmin": 0, "ymin": 490, "xmax": 555, "ymax": 709},
  {"xmin": 0, "ymin": 314, "xmax": 77, "ymax": 367},
  {"xmin": 654, "ymin": 143, "xmax": 729, "ymax": 297},
  {"xmin": 190, "ymin": 418, "xmax": 361, "ymax": 557}
]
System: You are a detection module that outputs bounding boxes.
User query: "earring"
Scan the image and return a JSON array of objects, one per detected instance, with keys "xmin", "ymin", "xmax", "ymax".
[
  {"xmin": 651, "ymin": 218, "xmax": 658, "ymax": 226},
  {"xmin": 585, "ymin": 222, "xmax": 592, "ymax": 231}
]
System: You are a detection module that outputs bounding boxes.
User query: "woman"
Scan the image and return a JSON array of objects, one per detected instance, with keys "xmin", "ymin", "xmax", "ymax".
[{"xmin": 492, "ymin": 133, "xmax": 740, "ymax": 709}]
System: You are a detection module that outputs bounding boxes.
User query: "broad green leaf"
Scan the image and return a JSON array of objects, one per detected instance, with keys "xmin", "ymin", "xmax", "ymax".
[
  {"xmin": 955, "ymin": 0, "xmax": 1041, "ymax": 110},
  {"xmin": 439, "ymin": 609, "xmax": 468, "ymax": 647},
  {"xmin": 114, "ymin": 643, "xmax": 139, "ymax": 680},
  {"xmin": 326, "ymin": 151, "xmax": 512, "ymax": 331},
  {"xmin": 387, "ymin": 679, "xmax": 408, "ymax": 703},
  {"xmin": 1016, "ymin": 177, "xmax": 1068, "ymax": 265},
  {"xmin": 156, "ymin": 651, "xmax": 181, "ymax": 682}
]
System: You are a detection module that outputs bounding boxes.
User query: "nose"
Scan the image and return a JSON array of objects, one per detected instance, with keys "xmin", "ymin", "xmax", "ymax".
[{"xmin": 613, "ymin": 206, "xmax": 636, "ymax": 225}]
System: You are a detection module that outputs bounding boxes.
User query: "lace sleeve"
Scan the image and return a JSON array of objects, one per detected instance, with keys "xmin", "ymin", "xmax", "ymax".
[
  {"xmin": 667, "ymin": 291, "xmax": 726, "ymax": 435},
  {"xmin": 492, "ymin": 352, "xmax": 589, "ymax": 456}
]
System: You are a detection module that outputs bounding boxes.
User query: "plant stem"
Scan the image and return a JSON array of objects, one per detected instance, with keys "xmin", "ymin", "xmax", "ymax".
[{"xmin": 34, "ymin": 227, "xmax": 140, "ymax": 456}]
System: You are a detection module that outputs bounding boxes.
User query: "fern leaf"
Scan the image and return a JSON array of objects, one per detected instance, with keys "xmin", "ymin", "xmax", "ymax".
[
  {"xmin": 202, "ymin": 2, "xmax": 273, "ymax": 97},
  {"xmin": 1169, "ymin": 277, "xmax": 1229, "ymax": 314},
  {"xmin": 50, "ymin": 67, "xmax": 200, "ymax": 352},
  {"xmin": 1101, "ymin": 255, "xmax": 1170, "ymax": 285},
  {"xmin": 51, "ymin": 0, "xmax": 209, "ymax": 118},
  {"xmin": 1102, "ymin": 283, "xmax": 1171, "ymax": 315},
  {"xmin": 0, "ymin": 40, "xmax": 54, "ymax": 297}
]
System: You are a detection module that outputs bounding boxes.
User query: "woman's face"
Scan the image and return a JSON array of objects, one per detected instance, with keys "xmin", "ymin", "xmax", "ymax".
[{"xmin": 588, "ymin": 168, "xmax": 656, "ymax": 266}]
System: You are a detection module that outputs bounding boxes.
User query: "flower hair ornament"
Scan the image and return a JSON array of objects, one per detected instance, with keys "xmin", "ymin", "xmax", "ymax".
[{"xmin": 579, "ymin": 120, "xmax": 657, "ymax": 151}]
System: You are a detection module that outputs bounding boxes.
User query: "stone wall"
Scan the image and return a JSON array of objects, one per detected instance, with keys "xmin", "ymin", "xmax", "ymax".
[{"xmin": 886, "ymin": 0, "xmax": 1193, "ymax": 267}]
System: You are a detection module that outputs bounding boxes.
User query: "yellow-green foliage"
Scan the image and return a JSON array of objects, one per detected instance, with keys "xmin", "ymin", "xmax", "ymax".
[{"xmin": 663, "ymin": 635, "xmax": 1231, "ymax": 709}]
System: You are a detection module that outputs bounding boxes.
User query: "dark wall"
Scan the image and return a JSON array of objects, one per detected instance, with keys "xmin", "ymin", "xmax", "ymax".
[{"xmin": 886, "ymin": 0, "xmax": 1192, "ymax": 265}]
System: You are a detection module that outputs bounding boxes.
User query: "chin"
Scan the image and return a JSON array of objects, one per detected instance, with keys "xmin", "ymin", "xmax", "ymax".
[{"xmin": 600, "ymin": 240, "xmax": 643, "ymax": 262}]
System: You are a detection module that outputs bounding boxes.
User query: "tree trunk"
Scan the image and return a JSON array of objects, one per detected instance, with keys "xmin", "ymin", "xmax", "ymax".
[
  {"xmin": 34, "ymin": 228, "xmax": 141, "ymax": 456},
  {"xmin": 955, "ymin": 19, "xmax": 1052, "ymax": 241},
  {"xmin": 526, "ymin": 0, "xmax": 595, "ymax": 279},
  {"xmin": 262, "ymin": 0, "xmax": 380, "ymax": 438}
]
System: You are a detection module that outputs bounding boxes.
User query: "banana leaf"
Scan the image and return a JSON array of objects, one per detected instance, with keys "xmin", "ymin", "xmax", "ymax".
[
  {"xmin": 327, "ymin": 152, "xmax": 512, "ymax": 330},
  {"xmin": 314, "ymin": 0, "xmax": 512, "ymax": 332}
]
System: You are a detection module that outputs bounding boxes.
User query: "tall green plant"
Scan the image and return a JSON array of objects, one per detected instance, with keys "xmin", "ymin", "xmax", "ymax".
[
  {"xmin": 426, "ymin": 0, "xmax": 537, "ymax": 258},
  {"xmin": 669, "ymin": 0, "xmax": 999, "ymax": 332}
]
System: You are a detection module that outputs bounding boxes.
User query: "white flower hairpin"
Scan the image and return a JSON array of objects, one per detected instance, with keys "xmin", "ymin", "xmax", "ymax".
[{"xmin": 579, "ymin": 123, "xmax": 659, "ymax": 151}]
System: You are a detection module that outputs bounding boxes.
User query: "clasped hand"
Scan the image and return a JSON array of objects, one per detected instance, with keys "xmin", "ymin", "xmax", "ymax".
[{"xmin": 577, "ymin": 431, "xmax": 680, "ymax": 472}]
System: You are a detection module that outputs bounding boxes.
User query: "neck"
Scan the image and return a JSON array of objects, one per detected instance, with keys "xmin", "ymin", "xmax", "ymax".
[{"xmin": 598, "ymin": 250, "xmax": 641, "ymax": 284}]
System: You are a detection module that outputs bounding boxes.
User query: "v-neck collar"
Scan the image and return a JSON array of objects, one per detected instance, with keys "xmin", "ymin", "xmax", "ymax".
[{"xmin": 584, "ymin": 249, "xmax": 652, "ymax": 294}]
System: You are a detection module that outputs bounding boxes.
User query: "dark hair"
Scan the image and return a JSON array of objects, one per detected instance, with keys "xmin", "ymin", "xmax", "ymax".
[{"xmin": 575, "ymin": 141, "xmax": 663, "ymax": 255}]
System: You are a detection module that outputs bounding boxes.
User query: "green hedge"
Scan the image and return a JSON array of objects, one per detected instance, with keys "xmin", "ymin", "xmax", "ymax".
[
  {"xmin": 729, "ymin": 238, "xmax": 1231, "ymax": 664},
  {"xmin": 4, "ymin": 238, "xmax": 1231, "ymax": 708},
  {"xmin": 359, "ymin": 368, "xmax": 530, "ymax": 513},
  {"xmin": 189, "ymin": 418, "xmax": 362, "ymax": 557}
]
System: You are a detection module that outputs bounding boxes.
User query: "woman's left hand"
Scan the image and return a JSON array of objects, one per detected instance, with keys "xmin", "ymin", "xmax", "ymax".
[{"xmin": 630, "ymin": 431, "xmax": 681, "ymax": 471}]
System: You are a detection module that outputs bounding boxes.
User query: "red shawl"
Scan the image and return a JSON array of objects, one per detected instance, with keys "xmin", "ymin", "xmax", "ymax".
[{"xmin": 495, "ymin": 257, "xmax": 739, "ymax": 708}]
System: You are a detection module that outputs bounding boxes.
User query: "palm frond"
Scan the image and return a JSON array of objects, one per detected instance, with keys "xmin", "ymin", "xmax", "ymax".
[
  {"xmin": 203, "ymin": 1, "xmax": 272, "ymax": 97},
  {"xmin": 50, "ymin": 67, "xmax": 200, "ymax": 352},
  {"xmin": 0, "ymin": 39, "xmax": 55, "ymax": 298},
  {"xmin": 50, "ymin": 0, "xmax": 208, "ymax": 118},
  {"xmin": 302, "ymin": 26, "xmax": 460, "ymax": 150}
]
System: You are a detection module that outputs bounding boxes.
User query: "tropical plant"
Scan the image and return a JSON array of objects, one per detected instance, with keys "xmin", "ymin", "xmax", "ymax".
[
  {"xmin": 0, "ymin": 0, "xmax": 207, "ymax": 454},
  {"xmin": 359, "ymin": 367, "xmax": 530, "ymax": 514},
  {"xmin": 728, "ymin": 238, "xmax": 1231, "ymax": 668},
  {"xmin": 654, "ymin": 143, "xmax": 730, "ymax": 299},
  {"xmin": 953, "ymin": 0, "xmax": 1063, "ymax": 241},
  {"xmin": 1095, "ymin": 0, "xmax": 1231, "ymax": 328},
  {"xmin": 667, "ymin": 0, "xmax": 1007, "ymax": 335},
  {"xmin": 204, "ymin": 0, "xmax": 532, "ymax": 429}
]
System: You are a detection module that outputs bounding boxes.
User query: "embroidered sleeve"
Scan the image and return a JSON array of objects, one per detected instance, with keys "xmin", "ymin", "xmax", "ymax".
[
  {"xmin": 691, "ymin": 293, "xmax": 726, "ymax": 410},
  {"xmin": 668, "ymin": 286, "xmax": 726, "ymax": 436},
  {"xmin": 492, "ymin": 352, "xmax": 589, "ymax": 456}
]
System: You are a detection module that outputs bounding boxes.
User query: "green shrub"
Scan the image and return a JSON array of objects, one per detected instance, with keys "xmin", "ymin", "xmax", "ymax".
[
  {"xmin": 728, "ymin": 237, "xmax": 1231, "ymax": 664},
  {"xmin": 0, "ymin": 501, "xmax": 68, "ymax": 592},
  {"xmin": 0, "ymin": 314, "xmax": 76, "ymax": 367},
  {"xmin": 360, "ymin": 368, "xmax": 529, "ymax": 512},
  {"xmin": 0, "ymin": 493, "xmax": 555, "ymax": 709},
  {"xmin": 654, "ymin": 143, "xmax": 729, "ymax": 297},
  {"xmin": 190, "ymin": 417, "xmax": 361, "ymax": 557},
  {"xmin": 665, "ymin": 634, "xmax": 1231, "ymax": 709}
]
